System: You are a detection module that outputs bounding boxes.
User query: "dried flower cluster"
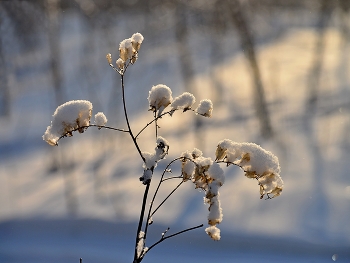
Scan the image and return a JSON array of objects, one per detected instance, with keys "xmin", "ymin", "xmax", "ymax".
[
  {"xmin": 42, "ymin": 100, "xmax": 108, "ymax": 146},
  {"xmin": 147, "ymin": 84, "xmax": 213, "ymax": 118},
  {"xmin": 180, "ymin": 149, "xmax": 224, "ymax": 240},
  {"xmin": 106, "ymin": 32, "xmax": 144, "ymax": 73},
  {"xmin": 43, "ymin": 100, "xmax": 92, "ymax": 146},
  {"xmin": 216, "ymin": 139, "xmax": 283, "ymax": 199}
]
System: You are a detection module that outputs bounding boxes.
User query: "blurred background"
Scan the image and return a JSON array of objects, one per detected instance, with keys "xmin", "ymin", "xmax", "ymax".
[{"xmin": 1, "ymin": 0, "xmax": 350, "ymax": 262}]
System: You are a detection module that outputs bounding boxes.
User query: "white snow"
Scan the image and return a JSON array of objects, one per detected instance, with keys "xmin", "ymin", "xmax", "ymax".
[
  {"xmin": 94, "ymin": 112, "xmax": 107, "ymax": 127},
  {"xmin": 171, "ymin": 92, "xmax": 196, "ymax": 111},
  {"xmin": 42, "ymin": 100, "xmax": 93, "ymax": 146},
  {"xmin": 196, "ymin": 99, "xmax": 213, "ymax": 117}
]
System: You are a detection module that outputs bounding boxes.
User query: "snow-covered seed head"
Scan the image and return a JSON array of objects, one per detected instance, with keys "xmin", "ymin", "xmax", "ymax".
[
  {"xmin": 258, "ymin": 171, "xmax": 283, "ymax": 199},
  {"xmin": 147, "ymin": 84, "xmax": 173, "ymax": 114},
  {"xmin": 106, "ymin": 53, "xmax": 112, "ymax": 65},
  {"xmin": 116, "ymin": 58, "xmax": 125, "ymax": 70},
  {"xmin": 43, "ymin": 100, "xmax": 93, "ymax": 146},
  {"xmin": 205, "ymin": 226, "xmax": 221, "ymax": 241},
  {"xmin": 207, "ymin": 162, "xmax": 225, "ymax": 186},
  {"xmin": 119, "ymin": 38, "xmax": 134, "ymax": 62},
  {"xmin": 215, "ymin": 145, "xmax": 227, "ymax": 161},
  {"xmin": 94, "ymin": 112, "xmax": 107, "ymax": 128},
  {"xmin": 181, "ymin": 160, "xmax": 195, "ymax": 182},
  {"xmin": 215, "ymin": 139, "xmax": 234, "ymax": 161},
  {"xmin": 195, "ymin": 99, "xmax": 213, "ymax": 117},
  {"xmin": 155, "ymin": 136, "xmax": 170, "ymax": 159},
  {"xmin": 191, "ymin": 148, "xmax": 202, "ymax": 159},
  {"xmin": 131, "ymin": 32, "xmax": 144, "ymax": 52},
  {"xmin": 170, "ymin": 92, "xmax": 196, "ymax": 111}
]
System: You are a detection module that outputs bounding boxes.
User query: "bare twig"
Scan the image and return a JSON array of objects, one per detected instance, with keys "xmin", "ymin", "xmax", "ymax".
[
  {"xmin": 143, "ymin": 157, "xmax": 183, "ymax": 242},
  {"xmin": 144, "ymin": 224, "xmax": 204, "ymax": 255},
  {"xmin": 135, "ymin": 110, "xmax": 175, "ymax": 139},
  {"xmin": 120, "ymin": 74, "xmax": 145, "ymax": 162},
  {"xmin": 57, "ymin": 124, "xmax": 128, "ymax": 144}
]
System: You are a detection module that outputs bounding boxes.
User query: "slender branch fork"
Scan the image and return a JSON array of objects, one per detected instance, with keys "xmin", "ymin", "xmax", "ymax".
[
  {"xmin": 143, "ymin": 157, "xmax": 184, "ymax": 242},
  {"xmin": 145, "ymin": 224, "xmax": 204, "ymax": 254}
]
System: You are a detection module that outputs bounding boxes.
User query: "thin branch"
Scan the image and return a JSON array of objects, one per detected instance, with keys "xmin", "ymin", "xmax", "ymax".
[
  {"xmin": 135, "ymin": 110, "xmax": 175, "ymax": 139},
  {"xmin": 143, "ymin": 157, "xmax": 183, "ymax": 242},
  {"xmin": 120, "ymin": 74, "xmax": 145, "ymax": 162},
  {"xmin": 135, "ymin": 108, "xmax": 209, "ymax": 140},
  {"xmin": 144, "ymin": 224, "xmax": 204, "ymax": 255},
  {"xmin": 150, "ymin": 181, "xmax": 183, "ymax": 218},
  {"xmin": 161, "ymin": 176, "xmax": 183, "ymax": 182},
  {"xmin": 56, "ymin": 124, "xmax": 129, "ymax": 144},
  {"xmin": 154, "ymin": 111, "xmax": 158, "ymax": 139}
]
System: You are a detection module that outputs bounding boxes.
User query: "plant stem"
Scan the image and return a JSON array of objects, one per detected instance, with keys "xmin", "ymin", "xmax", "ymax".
[
  {"xmin": 150, "ymin": 180, "xmax": 183, "ymax": 218},
  {"xmin": 135, "ymin": 109, "xmax": 176, "ymax": 139},
  {"xmin": 143, "ymin": 157, "xmax": 183, "ymax": 242},
  {"xmin": 144, "ymin": 224, "xmax": 204, "ymax": 255},
  {"xmin": 133, "ymin": 181, "xmax": 151, "ymax": 263},
  {"xmin": 154, "ymin": 111, "xmax": 158, "ymax": 139},
  {"xmin": 120, "ymin": 74, "xmax": 145, "ymax": 162}
]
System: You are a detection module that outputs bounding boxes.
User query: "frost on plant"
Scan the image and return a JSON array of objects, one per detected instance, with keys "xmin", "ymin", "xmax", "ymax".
[
  {"xmin": 205, "ymin": 225, "xmax": 221, "ymax": 241},
  {"xmin": 94, "ymin": 112, "xmax": 108, "ymax": 128},
  {"xmin": 148, "ymin": 84, "xmax": 173, "ymax": 116},
  {"xmin": 195, "ymin": 99, "xmax": 213, "ymax": 117},
  {"xmin": 43, "ymin": 32, "xmax": 283, "ymax": 262},
  {"xmin": 43, "ymin": 100, "xmax": 93, "ymax": 146},
  {"xmin": 215, "ymin": 139, "xmax": 283, "ymax": 199},
  {"xmin": 171, "ymin": 92, "xmax": 196, "ymax": 112},
  {"xmin": 137, "ymin": 231, "xmax": 146, "ymax": 258},
  {"xmin": 140, "ymin": 136, "xmax": 170, "ymax": 184}
]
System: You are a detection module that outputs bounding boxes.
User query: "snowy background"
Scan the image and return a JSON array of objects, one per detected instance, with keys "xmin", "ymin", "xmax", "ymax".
[{"xmin": 1, "ymin": 0, "xmax": 350, "ymax": 262}]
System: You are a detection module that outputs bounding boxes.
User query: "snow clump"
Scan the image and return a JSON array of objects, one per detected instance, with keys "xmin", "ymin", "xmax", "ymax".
[
  {"xmin": 140, "ymin": 136, "xmax": 170, "ymax": 184},
  {"xmin": 118, "ymin": 32, "xmax": 144, "ymax": 65},
  {"xmin": 215, "ymin": 139, "xmax": 283, "ymax": 198},
  {"xmin": 180, "ymin": 149, "xmax": 225, "ymax": 240},
  {"xmin": 147, "ymin": 84, "xmax": 173, "ymax": 116},
  {"xmin": 205, "ymin": 226, "xmax": 221, "ymax": 241},
  {"xmin": 43, "ymin": 100, "xmax": 93, "ymax": 146},
  {"xmin": 195, "ymin": 99, "xmax": 213, "ymax": 117},
  {"xmin": 170, "ymin": 92, "xmax": 196, "ymax": 112},
  {"xmin": 94, "ymin": 112, "xmax": 108, "ymax": 128}
]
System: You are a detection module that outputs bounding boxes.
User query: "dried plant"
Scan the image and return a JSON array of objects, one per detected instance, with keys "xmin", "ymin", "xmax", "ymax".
[{"xmin": 43, "ymin": 32, "xmax": 283, "ymax": 263}]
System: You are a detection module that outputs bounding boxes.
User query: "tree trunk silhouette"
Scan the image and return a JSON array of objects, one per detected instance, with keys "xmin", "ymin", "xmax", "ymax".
[
  {"xmin": 0, "ymin": 13, "xmax": 10, "ymax": 119},
  {"xmin": 226, "ymin": 0, "xmax": 273, "ymax": 139},
  {"xmin": 46, "ymin": 0, "xmax": 78, "ymax": 216},
  {"xmin": 175, "ymin": 3, "xmax": 204, "ymax": 148},
  {"xmin": 305, "ymin": 0, "xmax": 333, "ymax": 117}
]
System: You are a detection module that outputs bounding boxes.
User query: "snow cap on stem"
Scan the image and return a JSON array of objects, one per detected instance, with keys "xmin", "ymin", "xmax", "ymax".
[
  {"xmin": 171, "ymin": 92, "xmax": 196, "ymax": 112},
  {"xmin": 43, "ymin": 100, "xmax": 93, "ymax": 146},
  {"xmin": 148, "ymin": 84, "xmax": 173, "ymax": 115},
  {"xmin": 94, "ymin": 112, "xmax": 108, "ymax": 128},
  {"xmin": 131, "ymin": 32, "xmax": 144, "ymax": 52},
  {"xmin": 195, "ymin": 99, "xmax": 213, "ymax": 117}
]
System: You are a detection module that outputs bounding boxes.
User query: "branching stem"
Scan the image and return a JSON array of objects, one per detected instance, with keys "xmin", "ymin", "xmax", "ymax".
[
  {"xmin": 135, "ymin": 110, "xmax": 176, "ymax": 139},
  {"xmin": 143, "ymin": 157, "xmax": 183, "ymax": 242},
  {"xmin": 150, "ymin": 181, "xmax": 183, "ymax": 218},
  {"xmin": 144, "ymin": 224, "xmax": 204, "ymax": 256}
]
